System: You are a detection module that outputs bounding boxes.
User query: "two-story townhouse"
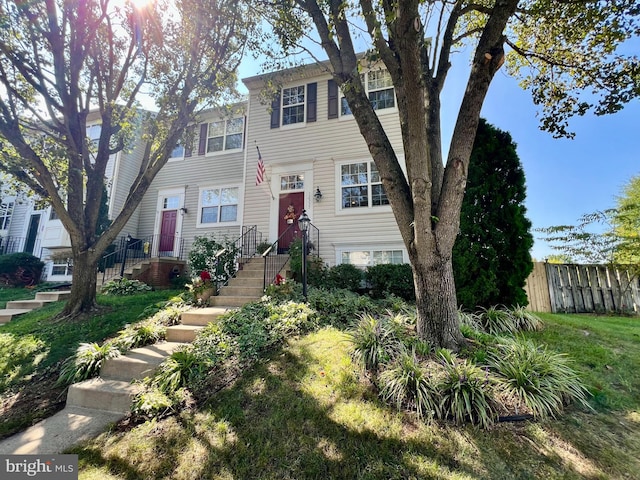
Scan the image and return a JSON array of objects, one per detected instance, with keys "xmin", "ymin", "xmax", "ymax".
[{"xmin": 240, "ymin": 61, "xmax": 408, "ymax": 270}]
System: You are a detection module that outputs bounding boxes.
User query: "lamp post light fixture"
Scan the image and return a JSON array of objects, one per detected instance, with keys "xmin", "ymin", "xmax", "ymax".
[{"xmin": 298, "ymin": 209, "xmax": 310, "ymax": 299}]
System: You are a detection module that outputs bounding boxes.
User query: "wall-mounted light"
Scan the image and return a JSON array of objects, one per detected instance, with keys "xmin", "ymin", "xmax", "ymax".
[
  {"xmin": 314, "ymin": 187, "xmax": 323, "ymax": 202},
  {"xmin": 180, "ymin": 207, "xmax": 188, "ymax": 214}
]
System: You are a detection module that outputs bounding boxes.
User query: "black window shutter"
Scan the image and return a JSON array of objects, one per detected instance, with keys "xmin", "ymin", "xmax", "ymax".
[
  {"xmin": 328, "ymin": 79, "xmax": 338, "ymax": 119},
  {"xmin": 184, "ymin": 126, "xmax": 194, "ymax": 157},
  {"xmin": 198, "ymin": 123, "xmax": 208, "ymax": 155},
  {"xmin": 306, "ymin": 82, "xmax": 317, "ymax": 122},
  {"xmin": 270, "ymin": 92, "xmax": 281, "ymax": 129}
]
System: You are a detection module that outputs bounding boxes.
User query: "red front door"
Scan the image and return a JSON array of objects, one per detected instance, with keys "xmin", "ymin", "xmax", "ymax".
[
  {"xmin": 160, "ymin": 210, "xmax": 177, "ymax": 255},
  {"xmin": 278, "ymin": 192, "xmax": 304, "ymax": 253}
]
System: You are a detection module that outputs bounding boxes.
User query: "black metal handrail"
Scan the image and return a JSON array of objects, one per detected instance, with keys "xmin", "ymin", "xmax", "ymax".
[
  {"xmin": 208, "ymin": 225, "xmax": 263, "ymax": 289},
  {"xmin": 99, "ymin": 233, "xmax": 185, "ymax": 284},
  {"xmin": 262, "ymin": 222, "xmax": 320, "ymax": 290}
]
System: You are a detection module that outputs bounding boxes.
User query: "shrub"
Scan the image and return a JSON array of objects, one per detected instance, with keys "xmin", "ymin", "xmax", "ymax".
[
  {"xmin": 379, "ymin": 351, "xmax": 440, "ymax": 419},
  {"xmin": 438, "ymin": 359, "xmax": 497, "ymax": 428},
  {"xmin": 188, "ymin": 235, "xmax": 239, "ymax": 285},
  {"xmin": 287, "ymin": 238, "xmax": 326, "ymax": 286},
  {"xmin": 101, "ymin": 278, "xmax": 152, "ymax": 295},
  {"xmin": 256, "ymin": 241, "xmax": 272, "ymax": 255},
  {"xmin": 307, "ymin": 288, "xmax": 379, "ymax": 327},
  {"xmin": 153, "ymin": 347, "xmax": 204, "ymax": 394},
  {"xmin": 488, "ymin": 337, "xmax": 591, "ymax": 419},
  {"xmin": 324, "ymin": 264, "xmax": 363, "ymax": 292},
  {"xmin": 366, "ymin": 264, "xmax": 415, "ymax": 301},
  {"xmin": 57, "ymin": 342, "xmax": 120, "ymax": 386},
  {"xmin": 347, "ymin": 314, "xmax": 405, "ymax": 373},
  {"xmin": 131, "ymin": 386, "xmax": 182, "ymax": 419},
  {"xmin": 191, "ymin": 323, "xmax": 235, "ymax": 365},
  {"xmin": 0, "ymin": 252, "xmax": 44, "ymax": 286}
]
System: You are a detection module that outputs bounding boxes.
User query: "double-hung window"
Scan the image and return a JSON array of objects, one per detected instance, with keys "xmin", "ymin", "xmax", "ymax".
[
  {"xmin": 199, "ymin": 187, "xmax": 239, "ymax": 225},
  {"xmin": 282, "ymin": 86, "xmax": 306, "ymax": 126},
  {"xmin": 169, "ymin": 143, "xmax": 185, "ymax": 161},
  {"xmin": 340, "ymin": 161, "xmax": 389, "ymax": 209},
  {"xmin": 51, "ymin": 257, "xmax": 73, "ymax": 276},
  {"xmin": 0, "ymin": 201, "xmax": 13, "ymax": 230},
  {"xmin": 340, "ymin": 70, "xmax": 395, "ymax": 116},
  {"xmin": 206, "ymin": 118, "xmax": 244, "ymax": 153}
]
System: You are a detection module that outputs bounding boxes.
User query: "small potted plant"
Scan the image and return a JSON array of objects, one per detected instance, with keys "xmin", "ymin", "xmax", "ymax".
[{"xmin": 187, "ymin": 270, "xmax": 216, "ymax": 305}]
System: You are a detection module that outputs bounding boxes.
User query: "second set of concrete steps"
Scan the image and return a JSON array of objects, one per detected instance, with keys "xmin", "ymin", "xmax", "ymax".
[
  {"xmin": 0, "ymin": 290, "xmax": 71, "ymax": 324},
  {"xmin": 65, "ymin": 256, "xmax": 278, "ymax": 414}
]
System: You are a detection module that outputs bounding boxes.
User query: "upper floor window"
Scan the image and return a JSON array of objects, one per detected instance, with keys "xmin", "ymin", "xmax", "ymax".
[
  {"xmin": 206, "ymin": 118, "xmax": 244, "ymax": 153},
  {"xmin": 340, "ymin": 161, "xmax": 389, "ymax": 209},
  {"xmin": 340, "ymin": 70, "xmax": 395, "ymax": 116},
  {"xmin": 199, "ymin": 186, "xmax": 239, "ymax": 225},
  {"xmin": 49, "ymin": 208, "xmax": 59, "ymax": 221},
  {"xmin": 271, "ymin": 82, "xmax": 317, "ymax": 128},
  {"xmin": 0, "ymin": 201, "xmax": 14, "ymax": 230},
  {"xmin": 282, "ymin": 86, "xmax": 306, "ymax": 126},
  {"xmin": 169, "ymin": 143, "xmax": 185, "ymax": 160}
]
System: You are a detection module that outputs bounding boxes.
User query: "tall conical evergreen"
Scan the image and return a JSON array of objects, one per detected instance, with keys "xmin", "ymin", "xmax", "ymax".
[{"xmin": 453, "ymin": 118, "xmax": 534, "ymax": 308}]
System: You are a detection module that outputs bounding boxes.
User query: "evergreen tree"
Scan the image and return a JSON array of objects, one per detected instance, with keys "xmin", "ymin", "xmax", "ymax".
[{"xmin": 453, "ymin": 119, "xmax": 534, "ymax": 309}]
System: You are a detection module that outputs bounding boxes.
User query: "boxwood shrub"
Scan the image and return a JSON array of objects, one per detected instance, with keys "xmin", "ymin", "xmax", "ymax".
[
  {"xmin": 0, "ymin": 252, "xmax": 44, "ymax": 286},
  {"xmin": 366, "ymin": 263, "xmax": 414, "ymax": 301}
]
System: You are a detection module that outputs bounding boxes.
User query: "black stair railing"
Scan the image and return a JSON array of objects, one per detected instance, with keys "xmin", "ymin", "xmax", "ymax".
[{"xmin": 208, "ymin": 225, "xmax": 263, "ymax": 290}]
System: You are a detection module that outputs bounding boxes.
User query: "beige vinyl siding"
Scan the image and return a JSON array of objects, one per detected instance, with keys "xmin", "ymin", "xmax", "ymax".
[
  {"xmin": 137, "ymin": 118, "xmax": 246, "ymax": 255},
  {"xmin": 243, "ymin": 71, "xmax": 405, "ymax": 267}
]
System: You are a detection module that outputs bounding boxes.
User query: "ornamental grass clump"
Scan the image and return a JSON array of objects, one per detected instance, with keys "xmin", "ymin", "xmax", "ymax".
[
  {"xmin": 488, "ymin": 337, "xmax": 591, "ymax": 419},
  {"xmin": 57, "ymin": 342, "xmax": 120, "ymax": 386},
  {"xmin": 348, "ymin": 313, "xmax": 405, "ymax": 373},
  {"xmin": 114, "ymin": 320, "xmax": 166, "ymax": 351},
  {"xmin": 438, "ymin": 357, "xmax": 497, "ymax": 429},
  {"xmin": 478, "ymin": 306, "xmax": 518, "ymax": 335},
  {"xmin": 379, "ymin": 350, "xmax": 440, "ymax": 419},
  {"xmin": 510, "ymin": 306, "xmax": 543, "ymax": 332}
]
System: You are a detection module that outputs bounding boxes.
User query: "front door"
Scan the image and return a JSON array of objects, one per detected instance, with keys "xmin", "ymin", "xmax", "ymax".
[
  {"xmin": 24, "ymin": 214, "xmax": 41, "ymax": 254},
  {"xmin": 159, "ymin": 210, "xmax": 177, "ymax": 255},
  {"xmin": 277, "ymin": 192, "xmax": 304, "ymax": 253}
]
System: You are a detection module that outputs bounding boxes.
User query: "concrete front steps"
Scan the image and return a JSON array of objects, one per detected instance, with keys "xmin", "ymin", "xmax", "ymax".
[{"xmin": 0, "ymin": 290, "xmax": 71, "ymax": 324}]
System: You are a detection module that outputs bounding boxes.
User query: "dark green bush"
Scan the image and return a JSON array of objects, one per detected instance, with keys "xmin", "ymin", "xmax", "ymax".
[
  {"xmin": 366, "ymin": 263, "xmax": 414, "ymax": 301},
  {"xmin": 288, "ymin": 238, "xmax": 326, "ymax": 286},
  {"xmin": 307, "ymin": 288, "xmax": 379, "ymax": 326},
  {"xmin": 324, "ymin": 264, "xmax": 363, "ymax": 292},
  {"xmin": 0, "ymin": 252, "xmax": 44, "ymax": 286}
]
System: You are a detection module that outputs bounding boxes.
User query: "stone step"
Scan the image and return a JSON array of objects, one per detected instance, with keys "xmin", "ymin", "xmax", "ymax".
[
  {"xmin": 165, "ymin": 324, "xmax": 204, "ymax": 343},
  {"xmin": 66, "ymin": 378, "xmax": 140, "ymax": 414},
  {"xmin": 180, "ymin": 307, "xmax": 230, "ymax": 326},
  {"xmin": 219, "ymin": 286, "xmax": 264, "ymax": 297},
  {"xmin": 0, "ymin": 309, "xmax": 31, "ymax": 324},
  {"xmin": 100, "ymin": 342, "xmax": 184, "ymax": 381},
  {"xmin": 210, "ymin": 295, "xmax": 261, "ymax": 308},
  {"xmin": 35, "ymin": 291, "xmax": 71, "ymax": 302},
  {"xmin": 228, "ymin": 277, "xmax": 264, "ymax": 287},
  {"xmin": 5, "ymin": 300, "xmax": 46, "ymax": 310}
]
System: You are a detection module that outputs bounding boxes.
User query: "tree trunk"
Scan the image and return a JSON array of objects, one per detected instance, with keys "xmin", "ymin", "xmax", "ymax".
[
  {"xmin": 412, "ymin": 250, "xmax": 465, "ymax": 351},
  {"xmin": 60, "ymin": 251, "xmax": 99, "ymax": 318}
]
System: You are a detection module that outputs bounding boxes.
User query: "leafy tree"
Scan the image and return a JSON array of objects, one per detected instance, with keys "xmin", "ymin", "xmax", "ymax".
[
  {"xmin": 453, "ymin": 119, "xmax": 533, "ymax": 309},
  {"xmin": 0, "ymin": 0, "xmax": 256, "ymax": 317},
  {"xmin": 545, "ymin": 254, "xmax": 574, "ymax": 264},
  {"xmin": 263, "ymin": 1, "xmax": 639, "ymax": 349},
  {"xmin": 612, "ymin": 175, "xmax": 640, "ymax": 266}
]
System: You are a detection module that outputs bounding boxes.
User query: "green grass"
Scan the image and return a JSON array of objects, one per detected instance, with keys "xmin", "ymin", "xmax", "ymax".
[
  {"xmin": 0, "ymin": 290, "xmax": 181, "ymax": 395},
  {"xmin": 0, "ymin": 286, "xmax": 36, "ymax": 308},
  {"xmin": 71, "ymin": 314, "xmax": 640, "ymax": 480}
]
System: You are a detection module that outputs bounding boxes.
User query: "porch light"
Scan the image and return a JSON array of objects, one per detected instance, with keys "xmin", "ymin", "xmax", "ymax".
[{"xmin": 314, "ymin": 187, "xmax": 323, "ymax": 202}]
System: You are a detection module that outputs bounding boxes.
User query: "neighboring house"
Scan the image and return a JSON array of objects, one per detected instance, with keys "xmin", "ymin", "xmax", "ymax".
[{"xmin": 5, "ymin": 59, "xmax": 409, "ymax": 281}]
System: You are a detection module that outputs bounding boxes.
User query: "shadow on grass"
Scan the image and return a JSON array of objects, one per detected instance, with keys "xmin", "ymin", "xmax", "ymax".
[{"xmin": 71, "ymin": 329, "xmax": 616, "ymax": 480}]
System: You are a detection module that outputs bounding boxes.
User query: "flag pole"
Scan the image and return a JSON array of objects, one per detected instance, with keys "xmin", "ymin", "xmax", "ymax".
[{"xmin": 255, "ymin": 143, "xmax": 275, "ymax": 200}]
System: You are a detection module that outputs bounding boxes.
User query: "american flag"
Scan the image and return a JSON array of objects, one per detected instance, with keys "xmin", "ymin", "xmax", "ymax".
[{"xmin": 255, "ymin": 147, "xmax": 266, "ymax": 186}]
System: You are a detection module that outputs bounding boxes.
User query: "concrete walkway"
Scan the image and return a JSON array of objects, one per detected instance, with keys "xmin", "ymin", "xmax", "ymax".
[{"xmin": 0, "ymin": 407, "xmax": 123, "ymax": 454}]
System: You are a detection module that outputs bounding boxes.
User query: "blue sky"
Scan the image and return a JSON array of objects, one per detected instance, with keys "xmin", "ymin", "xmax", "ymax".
[{"xmin": 239, "ymin": 47, "xmax": 639, "ymax": 261}]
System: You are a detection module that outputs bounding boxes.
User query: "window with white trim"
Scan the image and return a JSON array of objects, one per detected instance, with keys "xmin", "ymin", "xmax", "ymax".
[
  {"xmin": 340, "ymin": 161, "xmax": 389, "ymax": 209},
  {"xmin": 280, "ymin": 174, "xmax": 304, "ymax": 191},
  {"xmin": 199, "ymin": 187, "xmax": 239, "ymax": 224},
  {"xmin": 341, "ymin": 249, "xmax": 405, "ymax": 268},
  {"xmin": 51, "ymin": 258, "xmax": 73, "ymax": 276},
  {"xmin": 341, "ymin": 70, "xmax": 395, "ymax": 115},
  {"xmin": 169, "ymin": 143, "xmax": 185, "ymax": 160},
  {"xmin": 0, "ymin": 201, "xmax": 14, "ymax": 230},
  {"xmin": 206, "ymin": 118, "xmax": 244, "ymax": 153},
  {"xmin": 282, "ymin": 85, "xmax": 305, "ymax": 125}
]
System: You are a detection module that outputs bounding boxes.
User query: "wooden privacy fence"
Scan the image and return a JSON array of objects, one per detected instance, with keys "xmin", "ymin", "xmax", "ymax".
[{"xmin": 524, "ymin": 262, "xmax": 640, "ymax": 314}]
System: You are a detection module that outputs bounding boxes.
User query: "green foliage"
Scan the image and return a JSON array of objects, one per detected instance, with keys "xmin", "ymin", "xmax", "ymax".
[
  {"xmin": 453, "ymin": 118, "xmax": 533, "ymax": 309},
  {"xmin": 365, "ymin": 263, "xmax": 415, "ymax": 301},
  {"xmin": 307, "ymin": 288, "xmax": 379, "ymax": 326},
  {"xmin": 57, "ymin": 342, "xmax": 120, "ymax": 386},
  {"xmin": 0, "ymin": 253, "xmax": 44, "ymax": 286},
  {"xmin": 153, "ymin": 347, "xmax": 204, "ymax": 394},
  {"xmin": 489, "ymin": 337, "xmax": 591, "ymax": 419},
  {"xmin": 612, "ymin": 175, "xmax": 640, "ymax": 268},
  {"xmin": 438, "ymin": 359, "xmax": 497, "ymax": 429},
  {"xmin": 287, "ymin": 238, "xmax": 325, "ymax": 286},
  {"xmin": 131, "ymin": 386, "xmax": 181, "ymax": 420},
  {"xmin": 101, "ymin": 278, "xmax": 152, "ymax": 295},
  {"xmin": 477, "ymin": 306, "xmax": 518, "ymax": 335},
  {"xmin": 264, "ymin": 279, "xmax": 304, "ymax": 302},
  {"xmin": 256, "ymin": 241, "xmax": 272, "ymax": 254},
  {"xmin": 113, "ymin": 320, "xmax": 167, "ymax": 351},
  {"xmin": 379, "ymin": 351, "xmax": 440, "ymax": 419},
  {"xmin": 347, "ymin": 314, "xmax": 405, "ymax": 372},
  {"xmin": 188, "ymin": 236, "xmax": 239, "ymax": 285},
  {"xmin": 191, "ymin": 323, "xmax": 235, "ymax": 366},
  {"xmin": 510, "ymin": 306, "xmax": 543, "ymax": 332},
  {"xmin": 324, "ymin": 263, "xmax": 363, "ymax": 291}
]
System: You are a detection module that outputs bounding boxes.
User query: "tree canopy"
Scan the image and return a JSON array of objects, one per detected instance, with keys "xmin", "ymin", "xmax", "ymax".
[
  {"xmin": 0, "ymin": 0, "xmax": 257, "ymax": 316},
  {"xmin": 453, "ymin": 118, "xmax": 533, "ymax": 309},
  {"xmin": 262, "ymin": 0, "xmax": 640, "ymax": 349}
]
